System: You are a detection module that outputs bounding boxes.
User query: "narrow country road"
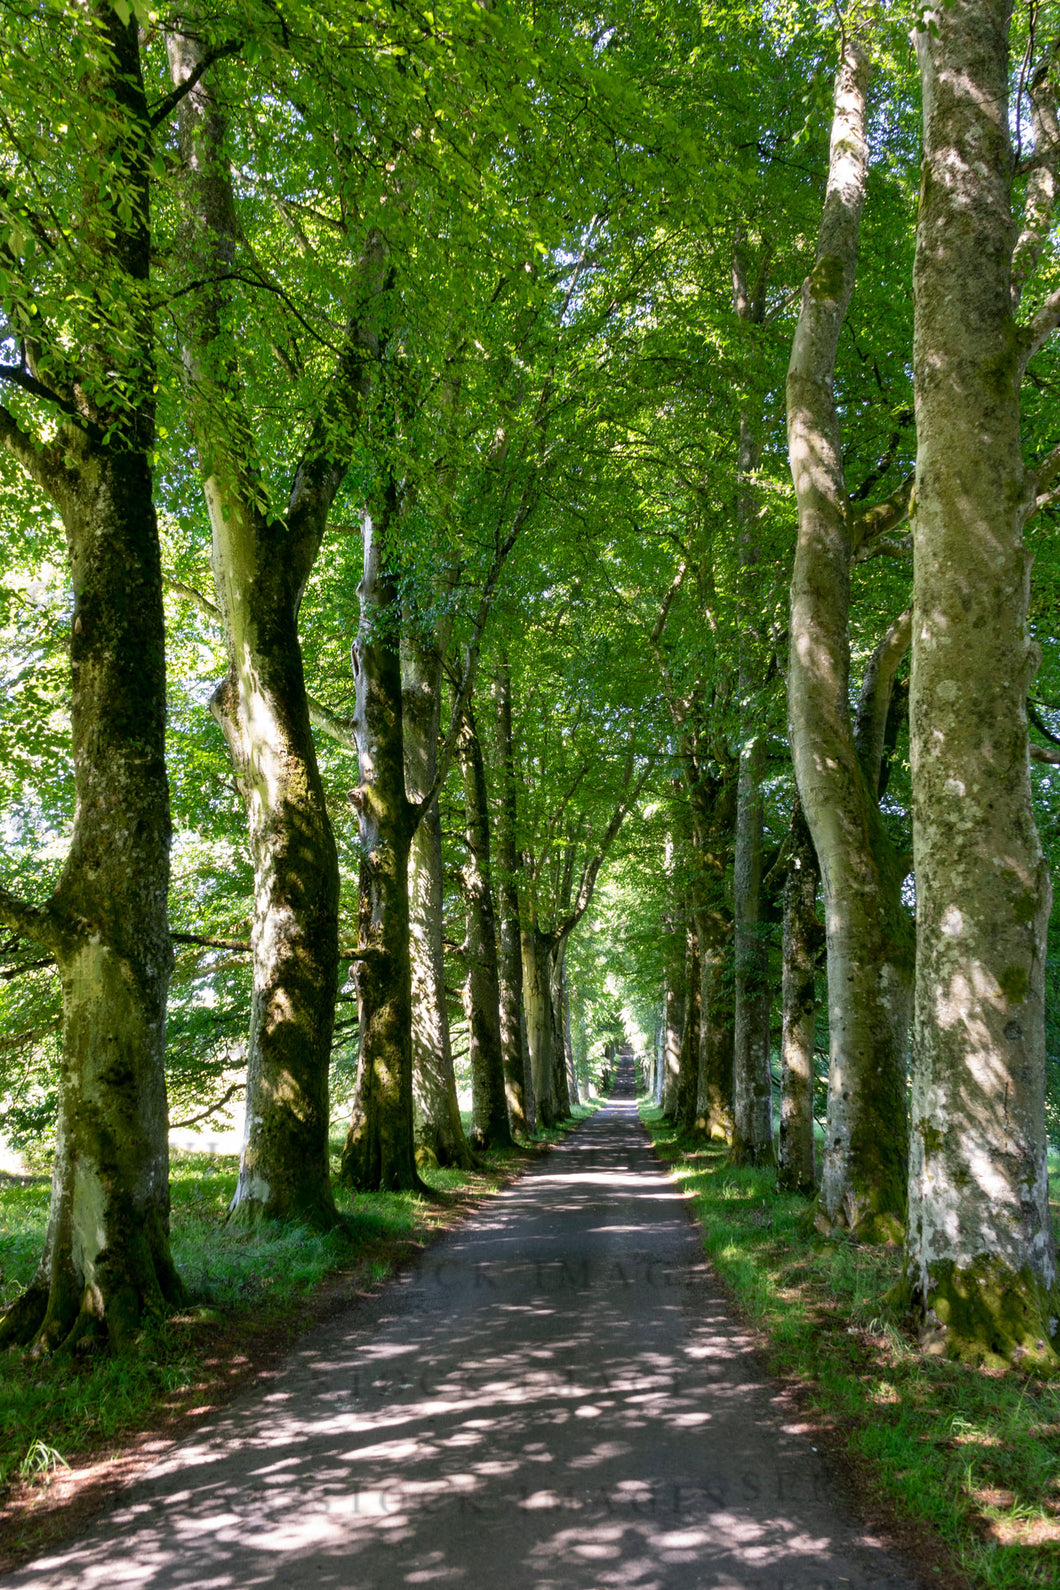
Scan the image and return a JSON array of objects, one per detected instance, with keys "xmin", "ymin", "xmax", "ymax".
[{"xmin": 5, "ymin": 1074, "xmax": 922, "ymax": 1590}]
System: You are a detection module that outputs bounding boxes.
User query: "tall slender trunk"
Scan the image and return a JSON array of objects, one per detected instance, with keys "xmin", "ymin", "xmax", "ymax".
[
  {"xmin": 731, "ymin": 278, "xmax": 775, "ymax": 1164},
  {"xmin": 730, "ymin": 728, "xmax": 773, "ymax": 1164},
  {"xmin": 403, "ymin": 624, "xmax": 475, "ymax": 1168},
  {"xmin": 549, "ymin": 943, "xmax": 574, "ymax": 1117},
  {"xmin": 459, "ymin": 703, "xmax": 513, "ymax": 1150},
  {"xmin": 778, "ymin": 794, "xmax": 820, "ymax": 1194},
  {"xmin": 905, "ymin": 0, "xmax": 1059, "ymax": 1365},
  {"xmin": 489, "ymin": 661, "xmax": 534, "ymax": 1132},
  {"xmin": 676, "ymin": 927, "xmax": 702, "ymax": 1131},
  {"xmin": 661, "ymin": 907, "xmax": 686, "ymax": 1121},
  {"xmin": 522, "ymin": 924, "xmax": 556, "ymax": 1127},
  {"xmin": 341, "ymin": 502, "xmax": 421, "ymax": 1191},
  {"xmin": 786, "ymin": 28, "xmax": 912, "ymax": 1241}
]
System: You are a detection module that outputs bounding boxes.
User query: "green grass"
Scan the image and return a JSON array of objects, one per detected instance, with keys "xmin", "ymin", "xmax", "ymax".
[
  {"xmin": 641, "ymin": 1103, "xmax": 1060, "ymax": 1590},
  {"xmin": 0, "ymin": 1110, "xmax": 589, "ymax": 1521}
]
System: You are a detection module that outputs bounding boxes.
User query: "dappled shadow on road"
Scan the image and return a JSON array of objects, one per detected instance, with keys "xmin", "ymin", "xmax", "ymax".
[{"xmin": 5, "ymin": 1093, "xmax": 917, "ymax": 1590}]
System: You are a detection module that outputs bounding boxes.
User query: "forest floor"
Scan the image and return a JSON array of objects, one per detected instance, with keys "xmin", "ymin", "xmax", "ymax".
[
  {"xmin": 0, "ymin": 1114, "xmax": 591, "ymax": 1571},
  {"xmin": 641, "ymin": 1107, "xmax": 1060, "ymax": 1590},
  {"xmin": 0, "ymin": 1075, "xmax": 926, "ymax": 1590}
]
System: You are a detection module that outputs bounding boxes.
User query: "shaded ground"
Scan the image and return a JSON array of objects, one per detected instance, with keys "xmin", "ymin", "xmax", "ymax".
[{"xmin": 0, "ymin": 1071, "xmax": 925, "ymax": 1589}]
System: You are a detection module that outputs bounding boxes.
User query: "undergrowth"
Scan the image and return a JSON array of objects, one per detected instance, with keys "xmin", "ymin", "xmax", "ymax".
[{"xmin": 641, "ymin": 1103, "xmax": 1060, "ymax": 1590}]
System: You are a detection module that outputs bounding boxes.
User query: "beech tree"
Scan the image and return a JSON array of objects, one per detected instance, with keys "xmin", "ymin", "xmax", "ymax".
[
  {"xmin": 786, "ymin": 17, "xmax": 916, "ymax": 1240},
  {"xmin": 904, "ymin": 0, "xmax": 1060, "ymax": 1365},
  {"xmin": 0, "ymin": 0, "xmax": 186, "ymax": 1348}
]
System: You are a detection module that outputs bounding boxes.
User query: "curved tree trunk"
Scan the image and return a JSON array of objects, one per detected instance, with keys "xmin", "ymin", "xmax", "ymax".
[
  {"xmin": 778, "ymin": 794, "xmax": 820, "ymax": 1195},
  {"xmin": 459, "ymin": 702, "xmax": 514, "ymax": 1150},
  {"xmin": 403, "ymin": 624, "xmax": 475, "ymax": 1168},
  {"xmin": 905, "ymin": 0, "xmax": 1059, "ymax": 1365},
  {"xmin": 168, "ymin": 32, "xmax": 348, "ymax": 1228},
  {"xmin": 786, "ymin": 28, "xmax": 912, "ymax": 1241}
]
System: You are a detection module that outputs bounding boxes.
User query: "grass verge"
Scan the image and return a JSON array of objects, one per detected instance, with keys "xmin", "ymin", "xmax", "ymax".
[
  {"xmin": 0, "ymin": 1108, "xmax": 591, "ymax": 1564},
  {"xmin": 641, "ymin": 1103, "xmax": 1060, "ymax": 1590}
]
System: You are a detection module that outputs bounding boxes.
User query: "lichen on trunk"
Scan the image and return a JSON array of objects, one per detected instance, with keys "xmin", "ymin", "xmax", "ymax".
[{"xmin": 905, "ymin": 0, "xmax": 1059, "ymax": 1366}]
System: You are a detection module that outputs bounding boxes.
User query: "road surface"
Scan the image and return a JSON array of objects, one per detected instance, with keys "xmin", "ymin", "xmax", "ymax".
[{"xmin": 4, "ymin": 1073, "xmax": 922, "ymax": 1589}]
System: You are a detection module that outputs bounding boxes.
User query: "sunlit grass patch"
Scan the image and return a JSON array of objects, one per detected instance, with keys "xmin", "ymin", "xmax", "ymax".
[{"xmin": 641, "ymin": 1104, "xmax": 1060, "ymax": 1590}]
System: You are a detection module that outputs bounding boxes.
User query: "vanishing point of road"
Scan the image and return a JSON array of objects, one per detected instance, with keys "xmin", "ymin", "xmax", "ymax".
[{"xmin": 3, "ymin": 1071, "xmax": 923, "ymax": 1590}]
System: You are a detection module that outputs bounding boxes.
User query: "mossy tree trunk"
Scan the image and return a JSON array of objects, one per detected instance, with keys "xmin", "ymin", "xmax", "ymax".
[
  {"xmin": 0, "ymin": 5, "xmax": 183, "ymax": 1350},
  {"xmin": 687, "ymin": 758, "xmax": 737, "ymax": 1142},
  {"xmin": 168, "ymin": 33, "xmax": 370, "ymax": 1228},
  {"xmin": 403, "ymin": 620, "xmax": 476, "ymax": 1168},
  {"xmin": 786, "ymin": 27, "xmax": 913, "ymax": 1242},
  {"xmin": 490, "ymin": 659, "xmax": 534, "ymax": 1133},
  {"xmin": 778, "ymin": 794, "xmax": 821, "ymax": 1195},
  {"xmin": 458, "ymin": 700, "xmax": 514, "ymax": 1151},
  {"xmin": 676, "ymin": 927, "xmax": 702, "ymax": 1132},
  {"xmin": 731, "ymin": 263, "xmax": 775, "ymax": 1168},
  {"xmin": 341, "ymin": 497, "xmax": 424, "ymax": 1192},
  {"xmin": 661, "ymin": 896, "xmax": 686, "ymax": 1122},
  {"xmin": 549, "ymin": 943, "xmax": 575, "ymax": 1119},
  {"xmin": 522, "ymin": 924, "xmax": 557, "ymax": 1127},
  {"xmin": 905, "ymin": 0, "xmax": 1059, "ymax": 1367}
]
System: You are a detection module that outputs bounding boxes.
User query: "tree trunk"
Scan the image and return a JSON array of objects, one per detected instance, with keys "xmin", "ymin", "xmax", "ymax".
[
  {"xmin": 341, "ymin": 502, "xmax": 422, "ymax": 1192},
  {"xmin": 694, "ymin": 906, "xmax": 735, "ymax": 1140},
  {"xmin": 489, "ymin": 661, "xmax": 534, "ymax": 1133},
  {"xmin": 0, "ymin": 450, "xmax": 183, "ymax": 1352},
  {"xmin": 730, "ymin": 729, "xmax": 774, "ymax": 1164},
  {"xmin": 676, "ymin": 926, "xmax": 701, "ymax": 1131},
  {"xmin": 786, "ymin": 28, "xmax": 911, "ymax": 1241},
  {"xmin": 549, "ymin": 943, "xmax": 575, "ymax": 1118},
  {"xmin": 778, "ymin": 794, "xmax": 820, "ymax": 1195},
  {"xmin": 522, "ymin": 925, "xmax": 556, "ymax": 1127},
  {"xmin": 731, "ymin": 278, "xmax": 774, "ymax": 1166},
  {"xmin": 167, "ymin": 32, "xmax": 344, "ymax": 1228},
  {"xmin": 0, "ymin": 9, "xmax": 183, "ymax": 1351},
  {"xmin": 403, "ymin": 624, "xmax": 475, "ymax": 1168},
  {"xmin": 905, "ymin": 0, "xmax": 1059, "ymax": 1365},
  {"xmin": 458, "ymin": 703, "xmax": 514, "ymax": 1150},
  {"xmin": 661, "ymin": 908, "xmax": 686, "ymax": 1121}
]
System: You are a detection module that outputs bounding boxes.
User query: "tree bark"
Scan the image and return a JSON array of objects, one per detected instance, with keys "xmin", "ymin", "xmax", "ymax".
[
  {"xmin": 661, "ymin": 900, "xmax": 687, "ymax": 1121},
  {"xmin": 676, "ymin": 926, "xmax": 702, "ymax": 1131},
  {"xmin": 341, "ymin": 500, "xmax": 422, "ymax": 1192},
  {"xmin": 778, "ymin": 794, "xmax": 820, "ymax": 1195},
  {"xmin": 489, "ymin": 661, "xmax": 534, "ymax": 1133},
  {"xmin": 458, "ymin": 701, "xmax": 514, "ymax": 1150},
  {"xmin": 522, "ymin": 924, "xmax": 557, "ymax": 1127},
  {"xmin": 905, "ymin": 0, "xmax": 1059, "ymax": 1365},
  {"xmin": 0, "ymin": 7, "xmax": 182, "ymax": 1349},
  {"xmin": 403, "ymin": 622, "xmax": 475, "ymax": 1168},
  {"xmin": 167, "ymin": 32, "xmax": 346, "ymax": 1228},
  {"xmin": 786, "ymin": 28, "xmax": 911, "ymax": 1241}
]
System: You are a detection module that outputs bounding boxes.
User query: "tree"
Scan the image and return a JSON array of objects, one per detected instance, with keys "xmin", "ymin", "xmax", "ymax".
[
  {"xmin": 904, "ymin": 0, "xmax": 1060, "ymax": 1366},
  {"xmin": 0, "ymin": 0, "xmax": 186, "ymax": 1349},
  {"xmin": 786, "ymin": 16, "xmax": 915, "ymax": 1241}
]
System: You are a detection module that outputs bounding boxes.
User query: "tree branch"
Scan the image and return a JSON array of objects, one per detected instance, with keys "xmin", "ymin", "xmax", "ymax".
[
  {"xmin": 150, "ymin": 37, "xmax": 243, "ymax": 129},
  {"xmin": 849, "ymin": 472, "xmax": 914, "ymax": 553},
  {"xmin": 0, "ymin": 403, "xmax": 64, "ymax": 500},
  {"xmin": 0, "ymin": 887, "xmax": 61, "ymax": 953}
]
